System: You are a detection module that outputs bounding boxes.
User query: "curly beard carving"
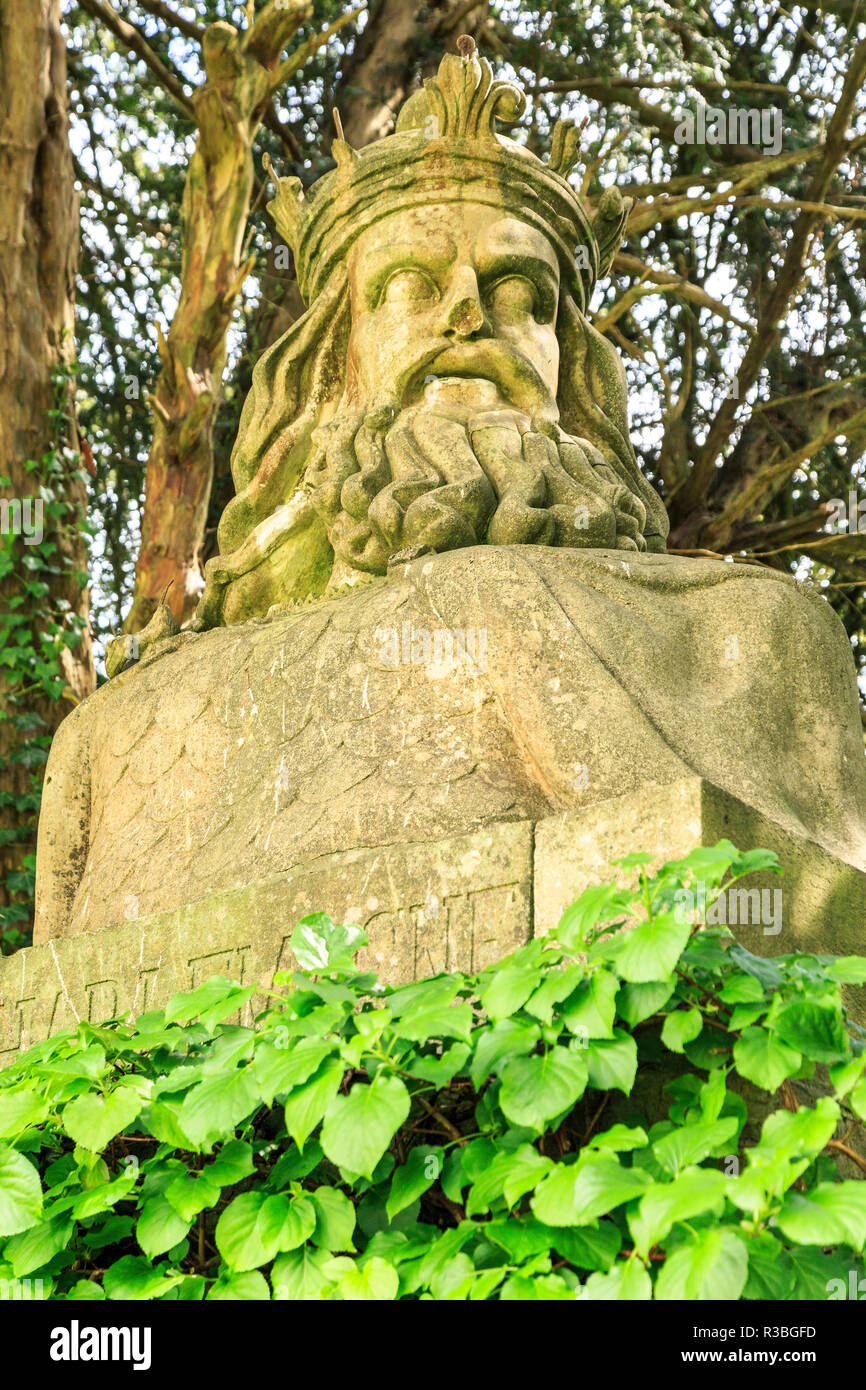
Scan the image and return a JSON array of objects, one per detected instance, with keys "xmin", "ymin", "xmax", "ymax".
[{"xmin": 304, "ymin": 397, "xmax": 649, "ymax": 575}]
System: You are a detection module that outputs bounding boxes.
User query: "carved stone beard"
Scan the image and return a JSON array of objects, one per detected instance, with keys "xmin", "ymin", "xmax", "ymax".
[{"xmin": 304, "ymin": 393, "xmax": 648, "ymax": 575}]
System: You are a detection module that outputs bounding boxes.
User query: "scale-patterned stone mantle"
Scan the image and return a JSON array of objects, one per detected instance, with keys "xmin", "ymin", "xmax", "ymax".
[{"xmin": 3, "ymin": 777, "xmax": 865, "ymax": 1063}]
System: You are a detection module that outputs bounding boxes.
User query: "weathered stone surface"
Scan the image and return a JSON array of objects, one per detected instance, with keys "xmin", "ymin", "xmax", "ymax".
[
  {"xmin": 6, "ymin": 820, "xmax": 533, "ymax": 1065},
  {"xmin": 11, "ymin": 780, "xmax": 866, "ymax": 1064},
  {"xmin": 35, "ymin": 545, "xmax": 866, "ymax": 943},
  {"xmin": 535, "ymin": 777, "xmax": 866, "ymax": 1021},
  {"xmin": 535, "ymin": 776, "xmax": 866, "ymax": 959}
]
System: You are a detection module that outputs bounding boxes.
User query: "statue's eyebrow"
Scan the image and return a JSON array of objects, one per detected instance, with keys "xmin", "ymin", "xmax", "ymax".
[
  {"xmin": 477, "ymin": 250, "xmax": 558, "ymax": 288},
  {"xmin": 477, "ymin": 251, "xmax": 559, "ymax": 315},
  {"xmin": 359, "ymin": 236, "xmax": 457, "ymax": 306}
]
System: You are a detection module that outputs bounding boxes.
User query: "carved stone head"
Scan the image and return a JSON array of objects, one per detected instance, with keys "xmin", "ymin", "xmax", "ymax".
[{"xmin": 197, "ymin": 43, "xmax": 669, "ymax": 627}]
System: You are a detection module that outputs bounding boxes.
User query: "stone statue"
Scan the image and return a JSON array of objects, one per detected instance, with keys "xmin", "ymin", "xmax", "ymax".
[
  {"xmin": 194, "ymin": 42, "xmax": 668, "ymax": 627},
  {"xmin": 33, "ymin": 42, "xmax": 866, "ymax": 953}
]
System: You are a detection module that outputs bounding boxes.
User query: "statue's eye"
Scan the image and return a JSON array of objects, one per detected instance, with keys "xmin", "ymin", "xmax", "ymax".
[
  {"xmin": 488, "ymin": 276, "xmax": 541, "ymax": 320},
  {"xmin": 379, "ymin": 268, "xmax": 438, "ymax": 308}
]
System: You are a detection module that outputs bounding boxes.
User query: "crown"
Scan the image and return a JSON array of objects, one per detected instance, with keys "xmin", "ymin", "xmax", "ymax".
[{"xmin": 267, "ymin": 40, "xmax": 629, "ymax": 312}]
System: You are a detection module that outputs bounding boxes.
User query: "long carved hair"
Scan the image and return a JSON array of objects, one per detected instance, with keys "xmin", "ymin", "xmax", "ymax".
[{"xmin": 196, "ymin": 270, "xmax": 668, "ymax": 629}]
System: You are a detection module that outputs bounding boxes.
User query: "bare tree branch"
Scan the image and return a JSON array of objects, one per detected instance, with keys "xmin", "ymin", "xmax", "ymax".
[
  {"xmin": 240, "ymin": 0, "xmax": 312, "ymax": 69},
  {"xmin": 672, "ymin": 32, "xmax": 866, "ymax": 522},
  {"xmin": 603, "ymin": 252, "xmax": 753, "ymax": 329}
]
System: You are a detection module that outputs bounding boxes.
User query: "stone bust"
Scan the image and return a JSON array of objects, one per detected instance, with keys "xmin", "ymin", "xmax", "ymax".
[
  {"xmin": 195, "ymin": 43, "xmax": 668, "ymax": 628},
  {"xmin": 34, "ymin": 43, "xmax": 866, "ymax": 944}
]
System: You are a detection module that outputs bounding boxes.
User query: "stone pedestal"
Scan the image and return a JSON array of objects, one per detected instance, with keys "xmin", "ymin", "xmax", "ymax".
[{"xmin": 4, "ymin": 776, "xmax": 865, "ymax": 1064}]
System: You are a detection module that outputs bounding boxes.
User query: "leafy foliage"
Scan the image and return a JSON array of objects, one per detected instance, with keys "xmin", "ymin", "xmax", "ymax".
[
  {"xmin": 1, "ymin": 842, "xmax": 865, "ymax": 1300},
  {"xmin": 0, "ymin": 361, "xmax": 91, "ymax": 954}
]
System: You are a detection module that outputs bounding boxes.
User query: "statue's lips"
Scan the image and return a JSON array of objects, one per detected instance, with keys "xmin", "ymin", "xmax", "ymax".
[
  {"xmin": 407, "ymin": 342, "xmax": 539, "ymax": 407},
  {"xmin": 422, "ymin": 375, "xmax": 505, "ymax": 409}
]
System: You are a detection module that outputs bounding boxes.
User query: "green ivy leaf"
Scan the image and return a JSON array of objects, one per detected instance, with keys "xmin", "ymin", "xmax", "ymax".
[
  {"xmin": 654, "ymin": 1229, "xmax": 748, "ymax": 1301},
  {"xmin": 751, "ymin": 1097, "xmax": 839, "ymax": 1164},
  {"xmin": 251, "ymin": 1037, "xmax": 336, "ymax": 1106},
  {"xmin": 557, "ymin": 883, "xmax": 631, "ymax": 952},
  {"xmin": 392, "ymin": 990, "xmax": 473, "ymax": 1043},
  {"xmin": 177, "ymin": 1067, "xmax": 260, "ymax": 1151},
  {"xmin": 524, "ymin": 963, "xmax": 587, "ymax": 1025},
  {"xmin": 272, "ymin": 1245, "xmax": 337, "ymax": 1300},
  {"xmin": 163, "ymin": 1172, "xmax": 222, "ymax": 1224},
  {"xmin": 465, "ymin": 1144, "xmax": 553, "ymax": 1216},
  {"xmin": 321, "ymin": 1074, "xmax": 411, "ymax": 1179},
  {"xmin": 828, "ymin": 1056, "xmax": 865, "ymax": 1099},
  {"xmin": 728, "ymin": 1155, "xmax": 810, "ymax": 1217},
  {"xmin": 216, "ymin": 1191, "xmax": 316, "ymax": 1271},
  {"xmin": 742, "ymin": 1235, "xmax": 796, "ymax": 1299},
  {"xmin": 5, "ymin": 1212, "xmax": 72, "ymax": 1276},
  {"xmin": 728, "ymin": 1003, "xmax": 767, "ymax": 1031},
  {"xmin": 283, "ymin": 1058, "xmax": 344, "ymax": 1151},
  {"xmin": 401, "ymin": 1042, "xmax": 470, "ymax": 1085},
  {"xmin": 163, "ymin": 977, "xmax": 254, "ymax": 1032},
  {"xmin": 826, "ymin": 957, "xmax": 866, "ymax": 985},
  {"xmin": 311, "ymin": 1187, "xmax": 356, "ymax": 1252},
  {"xmin": 733, "ymin": 1027, "xmax": 802, "ymax": 1092},
  {"xmin": 661, "ymin": 1008, "xmax": 703, "ymax": 1054},
  {"xmin": 616, "ymin": 980, "xmax": 675, "ymax": 1026},
  {"xmin": 652, "ymin": 1116, "xmax": 738, "ymax": 1177},
  {"xmin": 561, "ymin": 970, "xmax": 619, "ymax": 1039},
  {"xmin": 587, "ymin": 1124, "xmax": 649, "ymax": 1154},
  {"xmin": 66, "ymin": 1280, "xmax": 106, "ymax": 1300},
  {"xmin": 329, "ymin": 1254, "xmax": 399, "ymax": 1301},
  {"xmin": 629, "ymin": 1168, "xmax": 727, "ymax": 1256},
  {"xmin": 136, "ymin": 1195, "xmax": 192, "ymax": 1260},
  {"xmin": 468, "ymin": 1019, "xmax": 539, "ymax": 1089},
  {"xmin": 0, "ymin": 1089, "xmax": 49, "ymax": 1139},
  {"xmin": 672, "ymin": 842, "xmax": 740, "ymax": 885},
  {"xmin": 290, "ymin": 915, "xmax": 366, "ymax": 971},
  {"xmin": 484, "ymin": 1217, "xmax": 551, "ymax": 1262},
  {"xmin": 61, "ymin": 1088, "xmax": 142, "ymax": 1152},
  {"xmin": 0, "ymin": 1144, "xmax": 42, "ymax": 1235},
  {"xmin": 580, "ymin": 1257, "xmax": 652, "ymax": 1300},
  {"xmin": 548, "ymin": 1221, "xmax": 622, "ymax": 1271},
  {"xmin": 103, "ymin": 1256, "xmax": 186, "ymax": 1301},
  {"xmin": 207, "ymin": 1270, "xmax": 270, "ymax": 1300},
  {"xmin": 532, "ymin": 1157, "xmax": 651, "ymax": 1226},
  {"xmin": 499, "ymin": 1046, "xmax": 588, "ymax": 1132},
  {"xmin": 771, "ymin": 1000, "xmax": 849, "ymax": 1063},
  {"xmin": 787, "ymin": 1245, "xmax": 861, "ymax": 1300},
  {"xmin": 386, "ymin": 1147, "xmax": 443, "ymax": 1222},
  {"xmin": 478, "ymin": 959, "xmax": 543, "ymax": 1021},
  {"xmin": 775, "ymin": 1182, "xmax": 866, "ymax": 1249},
  {"xmin": 206, "ymin": 1140, "xmax": 255, "ymax": 1187},
  {"xmin": 613, "ymin": 912, "xmax": 691, "ymax": 984},
  {"xmin": 585, "ymin": 1029, "xmax": 637, "ymax": 1094}
]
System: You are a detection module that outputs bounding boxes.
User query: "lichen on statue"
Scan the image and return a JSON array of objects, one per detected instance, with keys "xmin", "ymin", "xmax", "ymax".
[
  {"xmin": 194, "ymin": 43, "xmax": 669, "ymax": 628},
  {"xmin": 33, "ymin": 43, "xmax": 866, "ymax": 949}
]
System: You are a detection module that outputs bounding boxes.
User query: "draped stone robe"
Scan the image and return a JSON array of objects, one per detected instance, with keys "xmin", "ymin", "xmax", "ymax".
[{"xmin": 34, "ymin": 546, "xmax": 866, "ymax": 942}]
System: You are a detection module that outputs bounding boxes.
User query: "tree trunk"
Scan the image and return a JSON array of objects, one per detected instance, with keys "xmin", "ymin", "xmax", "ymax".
[
  {"xmin": 125, "ymin": 1, "xmax": 313, "ymax": 632},
  {"xmin": 336, "ymin": 0, "xmax": 481, "ymax": 148},
  {"xmin": 0, "ymin": 0, "xmax": 94, "ymax": 932}
]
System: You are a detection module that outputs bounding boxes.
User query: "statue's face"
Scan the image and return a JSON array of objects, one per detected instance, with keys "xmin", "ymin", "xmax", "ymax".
[
  {"xmin": 305, "ymin": 199, "xmax": 647, "ymax": 575},
  {"xmin": 345, "ymin": 203, "xmax": 561, "ymax": 423}
]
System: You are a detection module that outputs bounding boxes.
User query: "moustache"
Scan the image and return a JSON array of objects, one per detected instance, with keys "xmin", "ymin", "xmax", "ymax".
[{"xmin": 397, "ymin": 339, "xmax": 558, "ymax": 421}]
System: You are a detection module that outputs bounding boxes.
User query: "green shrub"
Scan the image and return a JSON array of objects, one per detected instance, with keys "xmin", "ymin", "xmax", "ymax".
[{"xmin": 1, "ymin": 841, "xmax": 865, "ymax": 1301}]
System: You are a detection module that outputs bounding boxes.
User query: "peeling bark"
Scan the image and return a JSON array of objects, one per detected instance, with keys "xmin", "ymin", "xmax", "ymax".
[
  {"xmin": 126, "ymin": 1, "xmax": 312, "ymax": 630},
  {"xmin": 0, "ymin": 0, "xmax": 94, "ymax": 908}
]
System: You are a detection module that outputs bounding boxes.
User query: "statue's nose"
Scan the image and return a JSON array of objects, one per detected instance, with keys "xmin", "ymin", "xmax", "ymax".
[{"xmin": 442, "ymin": 266, "xmax": 486, "ymax": 338}]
